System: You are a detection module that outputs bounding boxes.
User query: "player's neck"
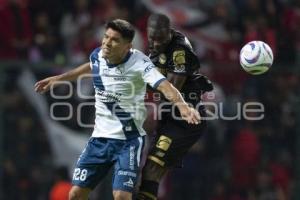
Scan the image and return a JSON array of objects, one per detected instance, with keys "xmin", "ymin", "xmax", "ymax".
[{"xmin": 106, "ymin": 50, "xmax": 131, "ymax": 65}]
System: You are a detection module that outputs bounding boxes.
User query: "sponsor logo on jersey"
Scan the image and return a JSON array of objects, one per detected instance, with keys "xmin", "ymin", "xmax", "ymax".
[
  {"xmin": 113, "ymin": 77, "xmax": 127, "ymax": 81},
  {"xmin": 96, "ymin": 90, "xmax": 121, "ymax": 102},
  {"xmin": 174, "ymin": 64, "xmax": 186, "ymax": 73},
  {"xmin": 102, "ymin": 68, "xmax": 127, "ymax": 81},
  {"xmin": 143, "ymin": 58, "xmax": 149, "ymax": 63},
  {"xmin": 144, "ymin": 65, "xmax": 155, "ymax": 73},
  {"xmin": 156, "ymin": 135, "xmax": 172, "ymax": 151},
  {"xmin": 173, "ymin": 50, "xmax": 186, "ymax": 72},
  {"xmin": 118, "ymin": 170, "xmax": 137, "ymax": 177},
  {"xmin": 173, "ymin": 50, "xmax": 186, "ymax": 65},
  {"xmin": 123, "ymin": 178, "xmax": 134, "ymax": 187},
  {"xmin": 129, "ymin": 145, "xmax": 135, "ymax": 170}
]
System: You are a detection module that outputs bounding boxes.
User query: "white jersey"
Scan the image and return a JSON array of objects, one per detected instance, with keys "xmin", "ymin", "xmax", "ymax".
[{"xmin": 89, "ymin": 47, "xmax": 166, "ymax": 140}]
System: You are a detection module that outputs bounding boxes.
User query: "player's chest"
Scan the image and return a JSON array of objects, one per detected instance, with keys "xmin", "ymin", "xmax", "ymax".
[
  {"xmin": 152, "ymin": 53, "xmax": 171, "ymax": 75},
  {"xmin": 98, "ymin": 64, "xmax": 141, "ymax": 89},
  {"xmin": 153, "ymin": 52, "xmax": 186, "ymax": 75}
]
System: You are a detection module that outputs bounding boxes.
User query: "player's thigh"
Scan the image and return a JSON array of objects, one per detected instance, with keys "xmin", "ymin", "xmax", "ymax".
[
  {"xmin": 113, "ymin": 190, "xmax": 132, "ymax": 200},
  {"xmin": 142, "ymin": 158, "xmax": 167, "ymax": 182},
  {"xmin": 72, "ymin": 138, "xmax": 114, "ymax": 189},
  {"xmin": 149, "ymin": 119, "xmax": 205, "ymax": 168},
  {"xmin": 112, "ymin": 136, "xmax": 145, "ymax": 193},
  {"xmin": 69, "ymin": 185, "xmax": 91, "ymax": 200},
  {"xmin": 143, "ymin": 103, "xmax": 158, "ymax": 135}
]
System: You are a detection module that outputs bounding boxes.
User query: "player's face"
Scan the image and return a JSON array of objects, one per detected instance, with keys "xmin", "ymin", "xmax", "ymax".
[
  {"xmin": 101, "ymin": 28, "xmax": 131, "ymax": 63},
  {"xmin": 147, "ymin": 27, "xmax": 171, "ymax": 54}
]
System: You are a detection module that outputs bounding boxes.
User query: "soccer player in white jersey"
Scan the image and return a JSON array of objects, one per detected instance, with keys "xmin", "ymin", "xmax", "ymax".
[{"xmin": 34, "ymin": 19, "xmax": 201, "ymax": 200}]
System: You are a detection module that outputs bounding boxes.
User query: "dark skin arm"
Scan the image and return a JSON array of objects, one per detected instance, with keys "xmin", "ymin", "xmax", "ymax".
[
  {"xmin": 166, "ymin": 72, "xmax": 187, "ymax": 91},
  {"xmin": 156, "ymin": 67, "xmax": 187, "ymax": 91},
  {"xmin": 156, "ymin": 80, "xmax": 200, "ymax": 124}
]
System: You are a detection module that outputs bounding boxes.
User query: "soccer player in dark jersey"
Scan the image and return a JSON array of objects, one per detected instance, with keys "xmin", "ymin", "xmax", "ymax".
[{"xmin": 136, "ymin": 13, "xmax": 213, "ymax": 200}]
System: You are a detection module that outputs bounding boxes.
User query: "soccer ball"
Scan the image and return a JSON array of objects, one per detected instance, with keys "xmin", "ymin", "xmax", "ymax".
[{"xmin": 239, "ymin": 41, "xmax": 273, "ymax": 75}]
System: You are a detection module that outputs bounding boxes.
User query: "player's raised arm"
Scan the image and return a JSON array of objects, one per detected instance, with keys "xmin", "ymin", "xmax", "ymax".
[
  {"xmin": 156, "ymin": 80, "xmax": 201, "ymax": 124},
  {"xmin": 34, "ymin": 62, "xmax": 91, "ymax": 94}
]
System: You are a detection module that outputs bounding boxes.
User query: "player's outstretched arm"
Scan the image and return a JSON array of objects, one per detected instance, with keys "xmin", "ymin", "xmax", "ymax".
[
  {"xmin": 156, "ymin": 80, "xmax": 201, "ymax": 124},
  {"xmin": 34, "ymin": 62, "xmax": 91, "ymax": 94}
]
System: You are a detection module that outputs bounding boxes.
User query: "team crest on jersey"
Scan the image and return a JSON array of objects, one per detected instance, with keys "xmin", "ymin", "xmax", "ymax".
[
  {"xmin": 174, "ymin": 64, "xmax": 186, "ymax": 73},
  {"xmin": 159, "ymin": 53, "xmax": 167, "ymax": 64},
  {"xmin": 173, "ymin": 50, "xmax": 186, "ymax": 65}
]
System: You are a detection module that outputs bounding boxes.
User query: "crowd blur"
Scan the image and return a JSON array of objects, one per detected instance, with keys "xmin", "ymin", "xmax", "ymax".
[{"xmin": 1, "ymin": 0, "xmax": 300, "ymax": 199}]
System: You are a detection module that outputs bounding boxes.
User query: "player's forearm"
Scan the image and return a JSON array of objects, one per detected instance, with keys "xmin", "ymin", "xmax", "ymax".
[
  {"xmin": 166, "ymin": 73, "xmax": 187, "ymax": 91},
  {"xmin": 56, "ymin": 62, "xmax": 91, "ymax": 81},
  {"xmin": 157, "ymin": 80, "xmax": 201, "ymax": 124},
  {"xmin": 157, "ymin": 80, "xmax": 188, "ymax": 108}
]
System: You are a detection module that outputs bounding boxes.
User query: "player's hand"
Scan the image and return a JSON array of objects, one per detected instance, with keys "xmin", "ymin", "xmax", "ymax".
[
  {"xmin": 34, "ymin": 76, "xmax": 59, "ymax": 94},
  {"xmin": 178, "ymin": 104, "xmax": 201, "ymax": 124}
]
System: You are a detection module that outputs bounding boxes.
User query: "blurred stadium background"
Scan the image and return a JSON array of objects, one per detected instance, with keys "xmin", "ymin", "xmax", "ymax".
[{"xmin": 1, "ymin": 0, "xmax": 300, "ymax": 199}]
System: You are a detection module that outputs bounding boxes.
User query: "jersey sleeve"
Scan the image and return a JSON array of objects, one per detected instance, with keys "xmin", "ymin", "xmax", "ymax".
[
  {"xmin": 141, "ymin": 57, "xmax": 167, "ymax": 89},
  {"xmin": 89, "ymin": 47, "xmax": 101, "ymax": 69}
]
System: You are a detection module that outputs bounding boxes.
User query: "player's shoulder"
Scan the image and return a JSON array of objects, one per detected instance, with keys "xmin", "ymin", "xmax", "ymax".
[
  {"xmin": 170, "ymin": 42, "xmax": 192, "ymax": 56},
  {"xmin": 129, "ymin": 49, "xmax": 154, "ymax": 74},
  {"xmin": 89, "ymin": 47, "xmax": 102, "ymax": 59},
  {"xmin": 170, "ymin": 29, "xmax": 194, "ymax": 52},
  {"xmin": 168, "ymin": 45, "xmax": 191, "ymax": 66},
  {"xmin": 170, "ymin": 31, "xmax": 199, "ymax": 64},
  {"xmin": 91, "ymin": 47, "xmax": 101, "ymax": 54},
  {"xmin": 131, "ymin": 49, "xmax": 152, "ymax": 65},
  {"xmin": 131, "ymin": 49, "xmax": 149, "ymax": 59}
]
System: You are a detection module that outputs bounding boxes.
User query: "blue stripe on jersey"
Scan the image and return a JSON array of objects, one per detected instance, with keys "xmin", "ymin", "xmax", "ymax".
[
  {"xmin": 153, "ymin": 77, "xmax": 167, "ymax": 89},
  {"xmin": 90, "ymin": 48, "xmax": 104, "ymax": 90},
  {"xmin": 104, "ymin": 102, "xmax": 140, "ymax": 140}
]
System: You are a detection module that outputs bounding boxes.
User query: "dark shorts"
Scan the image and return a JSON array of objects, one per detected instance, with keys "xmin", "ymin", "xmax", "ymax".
[{"xmin": 147, "ymin": 108, "xmax": 207, "ymax": 167}]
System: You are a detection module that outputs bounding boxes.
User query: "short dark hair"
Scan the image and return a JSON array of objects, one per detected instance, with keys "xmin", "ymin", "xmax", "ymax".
[
  {"xmin": 148, "ymin": 13, "xmax": 170, "ymax": 29},
  {"xmin": 105, "ymin": 19, "xmax": 135, "ymax": 42}
]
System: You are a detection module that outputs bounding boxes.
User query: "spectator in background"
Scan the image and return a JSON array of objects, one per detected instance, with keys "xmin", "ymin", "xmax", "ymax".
[
  {"xmin": 1, "ymin": 69, "xmax": 52, "ymax": 200},
  {"xmin": 249, "ymin": 167, "xmax": 286, "ymax": 200},
  {"xmin": 92, "ymin": 0, "xmax": 146, "ymax": 52},
  {"xmin": 60, "ymin": 0, "xmax": 92, "ymax": 64},
  {"xmin": 278, "ymin": 1, "xmax": 300, "ymax": 64},
  {"xmin": 91, "ymin": 0, "xmax": 118, "ymax": 25},
  {"xmin": 243, "ymin": 16, "xmax": 277, "ymax": 56},
  {"xmin": 0, "ymin": 0, "xmax": 32, "ymax": 59},
  {"xmin": 230, "ymin": 128, "xmax": 261, "ymax": 192},
  {"xmin": 29, "ymin": 11, "xmax": 62, "ymax": 63},
  {"xmin": 49, "ymin": 166, "xmax": 72, "ymax": 200}
]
